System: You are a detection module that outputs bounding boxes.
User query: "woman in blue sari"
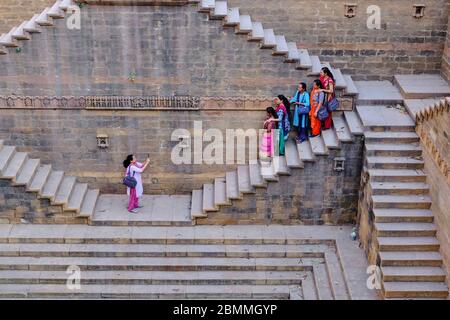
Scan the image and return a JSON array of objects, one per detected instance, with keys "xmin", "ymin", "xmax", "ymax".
[{"xmin": 290, "ymin": 82, "xmax": 310, "ymax": 142}]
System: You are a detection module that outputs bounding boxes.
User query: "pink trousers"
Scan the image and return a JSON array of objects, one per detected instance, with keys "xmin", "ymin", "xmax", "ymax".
[{"xmin": 128, "ymin": 188, "xmax": 139, "ymax": 212}]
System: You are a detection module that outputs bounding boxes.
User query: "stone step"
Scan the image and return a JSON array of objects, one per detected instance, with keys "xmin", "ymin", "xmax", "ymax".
[
  {"xmin": 261, "ymin": 29, "xmax": 276, "ymax": 48},
  {"xmin": 249, "ymin": 163, "xmax": 266, "ymax": 188},
  {"xmin": 40, "ymin": 170, "xmax": 64, "ymax": 201},
  {"xmin": 35, "ymin": 7, "xmax": 54, "ymax": 26},
  {"xmin": 236, "ymin": 15, "xmax": 252, "ymax": 34},
  {"xmin": 272, "ymin": 156, "xmax": 290, "ymax": 175},
  {"xmin": 80, "ymin": 189, "xmax": 99, "ymax": 218},
  {"xmin": 53, "ymin": 176, "xmax": 76, "ymax": 207},
  {"xmin": 0, "ymin": 256, "xmax": 318, "ymax": 272},
  {"xmin": 366, "ymin": 156, "xmax": 424, "ymax": 170},
  {"xmin": 260, "ymin": 160, "xmax": 278, "ymax": 181},
  {"xmin": 285, "ymin": 139, "xmax": 303, "ymax": 168},
  {"xmin": 373, "ymin": 209, "xmax": 434, "ymax": 223},
  {"xmin": 28, "ymin": 165, "xmax": 52, "ymax": 193},
  {"xmin": 224, "ymin": 7, "xmax": 239, "ymax": 26},
  {"xmin": 67, "ymin": 183, "xmax": 88, "ymax": 213},
  {"xmin": 383, "ymin": 281, "xmax": 448, "ymax": 299},
  {"xmin": 0, "ymin": 270, "xmax": 308, "ymax": 286},
  {"xmin": 309, "ymin": 135, "xmax": 328, "ymax": 156},
  {"xmin": 321, "ymin": 129, "xmax": 340, "ymax": 149},
  {"xmin": 11, "ymin": 22, "xmax": 31, "ymax": 41},
  {"xmin": 364, "ymin": 131, "xmax": 419, "ymax": 144},
  {"xmin": 0, "ymin": 243, "xmax": 328, "ymax": 258},
  {"xmin": 198, "ymin": 0, "xmax": 215, "ymax": 12},
  {"xmin": 213, "ymin": 177, "xmax": 229, "ymax": 206},
  {"xmin": 202, "ymin": 183, "xmax": 217, "ymax": 212},
  {"xmin": 0, "ymin": 224, "xmax": 337, "ymax": 245},
  {"xmin": 380, "ymin": 251, "xmax": 443, "ymax": 267},
  {"xmin": 365, "ymin": 143, "xmax": 422, "ymax": 157},
  {"xmin": 2, "ymin": 152, "xmax": 28, "ymax": 180},
  {"xmin": 382, "ymin": 267, "xmax": 446, "ymax": 282},
  {"xmin": 249, "ymin": 21, "xmax": 264, "ymax": 41},
  {"xmin": 297, "ymin": 49, "xmax": 312, "ymax": 69},
  {"xmin": 363, "ymin": 125, "xmax": 416, "ymax": 133},
  {"xmin": 368, "ymin": 169, "xmax": 427, "ymax": 183},
  {"xmin": 273, "ymin": 35, "xmax": 288, "ymax": 55},
  {"xmin": 225, "ymin": 171, "xmax": 241, "ymax": 199},
  {"xmin": 0, "ymin": 283, "xmax": 292, "ymax": 299},
  {"xmin": 0, "ymin": 146, "xmax": 16, "ymax": 173},
  {"xmin": 237, "ymin": 165, "xmax": 254, "ymax": 194},
  {"xmin": 15, "ymin": 158, "xmax": 40, "ymax": 187},
  {"xmin": 370, "ymin": 181, "xmax": 429, "ymax": 196},
  {"xmin": 372, "ymin": 195, "xmax": 432, "ymax": 209},
  {"xmin": 378, "ymin": 237, "xmax": 440, "ymax": 252},
  {"xmin": 211, "ymin": 0, "xmax": 227, "ymax": 18},
  {"xmin": 343, "ymin": 75, "xmax": 359, "ymax": 97},
  {"xmin": 343, "ymin": 111, "xmax": 364, "ymax": 136},
  {"xmin": 307, "ymin": 56, "xmax": 321, "ymax": 76},
  {"xmin": 48, "ymin": 1, "xmax": 66, "ymax": 19},
  {"xmin": 375, "ymin": 222, "xmax": 436, "ymax": 237},
  {"xmin": 59, "ymin": 0, "xmax": 74, "ymax": 11},
  {"xmin": 191, "ymin": 189, "xmax": 206, "ymax": 218},
  {"xmin": 0, "ymin": 45, "xmax": 6, "ymax": 55},
  {"xmin": 332, "ymin": 114, "xmax": 353, "ymax": 142},
  {"xmin": 285, "ymin": 42, "xmax": 300, "ymax": 62},
  {"xmin": 0, "ymin": 28, "xmax": 19, "ymax": 47},
  {"xmin": 296, "ymin": 140, "xmax": 315, "ymax": 162},
  {"xmin": 23, "ymin": 14, "xmax": 42, "ymax": 33}
]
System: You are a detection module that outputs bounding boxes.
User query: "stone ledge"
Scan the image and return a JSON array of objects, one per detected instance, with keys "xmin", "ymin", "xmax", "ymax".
[{"xmin": 0, "ymin": 95, "xmax": 354, "ymax": 111}]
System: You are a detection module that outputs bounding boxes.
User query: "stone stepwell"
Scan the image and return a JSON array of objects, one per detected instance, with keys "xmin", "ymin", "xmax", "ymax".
[
  {"xmin": 356, "ymin": 105, "xmax": 449, "ymax": 299},
  {"xmin": 0, "ymin": 224, "xmax": 376, "ymax": 299}
]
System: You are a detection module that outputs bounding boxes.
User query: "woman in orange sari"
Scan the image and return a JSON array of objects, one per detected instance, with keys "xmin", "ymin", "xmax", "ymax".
[{"xmin": 309, "ymin": 80, "xmax": 325, "ymax": 137}]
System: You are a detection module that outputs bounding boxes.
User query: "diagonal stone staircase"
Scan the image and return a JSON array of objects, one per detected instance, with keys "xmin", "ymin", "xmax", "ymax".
[
  {"xmin": 192, "ymin": 0, "xmax": 358, "ymax": 100},
  {"xmin": 357, "ymin": 105, "xmax": 449, "ymax": 299},
  {"xmin": 190, "ymin": 110, "xmax": 363, "ymax": 221},
  {"xmin": 0, "ymin": 140, "xmax": 99, "ymax": 223}
]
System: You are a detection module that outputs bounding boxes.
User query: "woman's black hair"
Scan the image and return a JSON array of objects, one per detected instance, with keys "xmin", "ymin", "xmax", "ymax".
[
  {"xmin": 266, "ymin": 107, "xmax": 278, "ymax": 119},
  {"xmin": 277, "ymin": 94, "xmax": 291, "ymax": 118},
  {"xmin": 313, "ymin": 79, "xmax": 323, "ymax": 89},
  {"xmin": 300, "ymin": 82, "xmax": 307, "ymax": 91},
  {"xmin": 321, "ymin": 67, "xmax": 335, "ymax": 82},
  {"xmin": 123, "ymin": 154, "xmax": 133, "ymax": 168}
]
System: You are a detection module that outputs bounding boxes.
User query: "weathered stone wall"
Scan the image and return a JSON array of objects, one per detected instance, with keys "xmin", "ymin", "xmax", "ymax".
[
  {"xmin": 0, "ymin": 0, "xmax": 56, "ymax": 34},
  {"xmin": 441, "ymin": 3, "xmax": 450, "ymax": 82},
  {"xmin": 0, "ymin": 107, "xmax": 363, "ymax": 224},
  {"xmin": 0, "ymin": 107, "xmax": 266, "ymax": 194},
  {"xmin": 0, "ymin": 1, "xmax": 448, "ymax": 83},
  {"xmin": 0, "ymin": 4, "xmax": 313, "ymax": 97},
  {"xmin": 198, "ymin": 138, "xmax": 364, "ymax": 226},
  {"xmin": 228, "ymin": 0, "xmax": 448, "ymax": 80},
  {"xmin": 416, "ymin": 105, "xmax": 450, "ymax": 279}
]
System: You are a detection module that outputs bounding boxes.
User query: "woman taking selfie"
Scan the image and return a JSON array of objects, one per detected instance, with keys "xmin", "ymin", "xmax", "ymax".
[{"xmin": 123, "ymin": 154, "xmax": 150, "ymax": 213}]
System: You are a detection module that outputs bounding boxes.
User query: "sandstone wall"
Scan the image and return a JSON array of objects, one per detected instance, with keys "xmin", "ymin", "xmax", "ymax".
[
  {"xmin": 0, "ymin": 107, "xmax": 363, "ymax": 224},
  {"xmin": 228, "ymin": 0, "xmax": 448, "ymax": 80},
  {"xmin": 441, "ymin": 2, "xmax": 450, "ymax": 81},
  {"xmin": 416, "ymin": 105, "xmax": 450, "ymax": 280},
  {"xmin": 0, "ymin": 4, "xmax": 313, "ymax": 97}
]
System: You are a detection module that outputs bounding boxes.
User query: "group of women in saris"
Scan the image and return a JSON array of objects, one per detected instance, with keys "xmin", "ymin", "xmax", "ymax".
[{"xmin": 261, "ymin": 67, "xmax": 336, "ymax": 158}]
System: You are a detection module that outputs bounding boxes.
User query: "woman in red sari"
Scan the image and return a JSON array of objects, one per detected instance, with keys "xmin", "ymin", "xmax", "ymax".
[{"xmin": 319, "ymin": 67, "xmax": 335, "ymax": 130}]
